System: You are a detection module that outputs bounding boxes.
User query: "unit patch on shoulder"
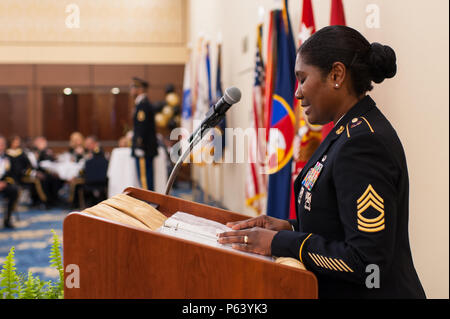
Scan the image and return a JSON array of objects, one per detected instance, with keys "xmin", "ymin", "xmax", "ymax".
[{"xmin": 356, "ymin": 184, "xmax": 385, "ymax": 233}]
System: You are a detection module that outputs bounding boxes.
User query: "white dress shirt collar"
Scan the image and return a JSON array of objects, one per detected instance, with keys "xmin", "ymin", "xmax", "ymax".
[{"xmin": 335, "ymin": 112, "xmax": 346, "ymax": 127}]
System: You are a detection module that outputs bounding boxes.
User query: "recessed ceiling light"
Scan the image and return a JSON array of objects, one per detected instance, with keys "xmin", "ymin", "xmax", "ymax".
[
  {"xmin": 63, "ymin": 87, "xmax": 72, "ymax": 95},
  {"xmin": 111, "ymin": 87, "xmax": 120, "ymax": 94}
]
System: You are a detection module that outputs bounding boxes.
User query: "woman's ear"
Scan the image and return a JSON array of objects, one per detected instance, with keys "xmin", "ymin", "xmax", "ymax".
[{"xmin": 329, "ymin": 61, "xmax": 346, "ymax": 89}]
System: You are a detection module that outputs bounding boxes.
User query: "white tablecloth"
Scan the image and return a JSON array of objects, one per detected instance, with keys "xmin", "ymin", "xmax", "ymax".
[
  {"xmin": 107, "ymin": 147, "xmax": 168, "ymax": 197},
  {"xmin": 40, "ymin": 159, "xmax": 84, "ymax": 181},
  {"xmin": 107, "ymin": 147, "xmax": 139, "ymax": 197},
  {"xmin": 153, "ymin": 146, "xmax": 169, "ymax": 194}
]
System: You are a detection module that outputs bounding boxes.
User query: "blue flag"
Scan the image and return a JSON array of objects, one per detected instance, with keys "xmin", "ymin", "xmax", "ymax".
[
  {"xmin": 214, "ymin": 43, "xmax": 226, "ymax": 160},
  {"xmin": 266, "ymin": 1, "xmax": 297, "ymax": 219},
  {"xmin": 181, "ymin": 61, "xmax": 193, "ymax": 134}
]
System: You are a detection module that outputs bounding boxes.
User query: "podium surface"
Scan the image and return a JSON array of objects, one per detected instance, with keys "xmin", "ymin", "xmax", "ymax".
[{"xmin": 63, "ymin": 187, "xmax": 318, "ymax": 299}]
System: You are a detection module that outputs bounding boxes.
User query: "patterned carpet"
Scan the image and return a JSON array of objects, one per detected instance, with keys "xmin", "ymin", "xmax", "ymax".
[
  {"xmin": 0, "ymin": 181, "xmax": 224, "ymax": 283},
  {"xmin": 0, "ymin": 207, "xmax": 66, "ymax": 282}
]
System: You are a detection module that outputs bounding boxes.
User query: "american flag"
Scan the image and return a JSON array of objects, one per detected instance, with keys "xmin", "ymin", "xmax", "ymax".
[{"xmin": 245, "ymin": 23, "xmax": 268, "ymax": 215}]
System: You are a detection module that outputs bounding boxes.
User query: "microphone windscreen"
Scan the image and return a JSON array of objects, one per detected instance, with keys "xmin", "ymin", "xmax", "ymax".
[{"xmin": 223, "ymin": 87, "xmax": 242, "ymax": 105}]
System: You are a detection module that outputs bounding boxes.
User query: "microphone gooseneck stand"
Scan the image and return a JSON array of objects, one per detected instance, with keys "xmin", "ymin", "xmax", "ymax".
[
  {"xmin": 164, "ymin": 121, "xmax": 210, "ymax": 196},
  {"xmin": 163, "ymin": 86, "xmax": 241, "ymax": 196}
]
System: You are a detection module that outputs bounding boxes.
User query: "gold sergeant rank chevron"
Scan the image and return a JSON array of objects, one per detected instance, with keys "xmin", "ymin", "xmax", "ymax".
[{"xmin": 356, "ymin": 184, "xmax": 385, "ymax": 233}]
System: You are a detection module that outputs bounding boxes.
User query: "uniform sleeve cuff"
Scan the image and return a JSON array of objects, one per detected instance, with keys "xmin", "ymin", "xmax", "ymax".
[
  {"xmin": 271, "ymin": 230, "xmax": 310, "ymax": 260},
  {"xmin": 287, "ymin": 219, "xmax": 298, "ymax": 231}
]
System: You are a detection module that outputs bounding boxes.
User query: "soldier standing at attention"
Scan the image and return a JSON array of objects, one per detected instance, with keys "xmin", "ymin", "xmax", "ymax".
[{"xmin": 130, "ymin": 77, "xmax": 158, "ymax": 191}]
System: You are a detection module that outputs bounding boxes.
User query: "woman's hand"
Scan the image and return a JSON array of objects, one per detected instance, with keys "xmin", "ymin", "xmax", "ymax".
[
  {"xmin": 217, "ymin": 227, "xmax": 277, "ymax": 256},
  {"xmin": 225, "ymin": 215, "xmax": 293, "ymax": 232},
  {"xmin": 217, "ymin": 215, "xmax": 293, "ymax": 256}
]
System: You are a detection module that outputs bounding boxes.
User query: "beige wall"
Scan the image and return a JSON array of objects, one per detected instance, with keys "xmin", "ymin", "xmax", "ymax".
[
  {"xmin": 188, "ymin": 0, "xmax": 449, "ymax": 298},
  {"xmin": 0, "ymin": 0, "xmax": 188, "ymax": 64}
]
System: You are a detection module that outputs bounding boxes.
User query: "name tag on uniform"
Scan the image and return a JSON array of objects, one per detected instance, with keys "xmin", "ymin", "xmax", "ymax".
[{"xmin": 302, "ymin": 161, "xmax": 323, "ymax": 191}]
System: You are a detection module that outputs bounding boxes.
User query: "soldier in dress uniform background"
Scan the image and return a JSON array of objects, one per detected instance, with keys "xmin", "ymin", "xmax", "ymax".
[
  {"xmin": 31, "ymin": 136, "xmax": 62, "ymax": 207},
  {"xmin": 83, "ymin": 135, "xmax": 108, "ymax": 207},
  {"xmin": 84, "ymin": 135, "xmax": 105, "ymax": 160},
  {"xmin": 130, "ymin": 77, "xmax": 158, "ymax": 191},
  {"xmin": 7, "ymin": 135, "xmax": 49, "ymax": 208}
]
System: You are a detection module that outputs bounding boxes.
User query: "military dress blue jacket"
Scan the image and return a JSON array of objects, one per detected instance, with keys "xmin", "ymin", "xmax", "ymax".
[
  {"xmin": 271, "ymin": 95, "xmax": 426, "ymax": 299},
  {"xmin": 132, "ymin": 95, "xmax": 158, "ymax": 159}
]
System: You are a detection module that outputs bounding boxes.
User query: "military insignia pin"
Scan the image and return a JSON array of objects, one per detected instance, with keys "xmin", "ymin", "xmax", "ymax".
[
  {"xmin": 336, "ymin": 126, "xmax": 344, "ymax": 135},
  {"xmin": 351, "ymin": 119, "xmax": 362, "ymax": 128}
]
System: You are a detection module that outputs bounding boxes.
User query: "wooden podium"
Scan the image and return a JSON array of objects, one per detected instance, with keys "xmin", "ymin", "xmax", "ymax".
[{"xmin": 63, "ymin": 187, "xmax": 318, "ymax": 299}]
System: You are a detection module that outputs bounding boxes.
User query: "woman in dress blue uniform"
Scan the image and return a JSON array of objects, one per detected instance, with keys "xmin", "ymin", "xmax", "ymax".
[{"xmin": 218, "ymin": 26, "xmax": 426, "ymax": 298}]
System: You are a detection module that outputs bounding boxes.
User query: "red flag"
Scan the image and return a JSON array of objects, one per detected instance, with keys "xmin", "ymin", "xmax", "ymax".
[
  {"xmin": 298, "ymin": 0, "xmax": 315, "ymax": 40},
  {"xmin": 330, "ymin": 0, "xmax": 346, "ymax": 25},
  {"xmin": 320, "ymin": 0, "xmax": 347, "ymax": 139}
]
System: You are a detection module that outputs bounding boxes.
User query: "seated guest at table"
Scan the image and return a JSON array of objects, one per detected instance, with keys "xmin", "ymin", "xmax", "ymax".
[
  {"xmin": 7, "ymin": 135, "xmax": 48, "ymax": 207},
  {"xmin": 82, "ymin": 136, "xmax": 108, "ymax": 207},
  {"xmin": 32, "ymin": 136, "xmax": 62, "ymax": 207},
  {"xmin": 84, "ymin": 135, "xmax": 105, "ymax": 160},
  {"xmin": 64, "ymin": 131, "xmax": 86, "ymax": 163},
  {"xmin": 7, "ymin": 135, "xmax": 34, "ymax": 180},
  {"xmin": 56, "ymin": 131, "xmax": 85, "ymax": 164},
  {"xmin": 26, "ymin": 136, "xmax": 55, "ymax": 170},
  {"xmin": 34, "ymin": 136, "xmax": 56, "ymax": 163},
  {"xmin": 0, "ymin": 135, "xmax": 19, "ymax": 228}
]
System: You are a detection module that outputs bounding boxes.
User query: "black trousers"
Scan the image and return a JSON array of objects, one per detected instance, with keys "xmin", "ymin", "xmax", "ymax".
[{"xmin": 1, "ymin": 183, "xmax": 19, "ymax": 224}]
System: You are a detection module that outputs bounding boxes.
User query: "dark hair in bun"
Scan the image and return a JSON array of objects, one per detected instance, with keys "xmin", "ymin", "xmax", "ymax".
[
  {"xmin": 298, "ymin": 25, "xmax": 397, "ymax": 95},
  {"xmin": 368, "ymin": 42, "xmax": 397, "ymax": 84}
]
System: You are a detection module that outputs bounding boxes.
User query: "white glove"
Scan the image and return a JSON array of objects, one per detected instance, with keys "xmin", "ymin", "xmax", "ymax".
[{"xmin": 134, "ymin": 148, "xmax": 145, "ymax": 158}]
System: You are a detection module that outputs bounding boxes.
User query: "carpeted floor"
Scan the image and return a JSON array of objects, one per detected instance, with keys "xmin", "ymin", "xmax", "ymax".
[
  {"xmin": 0, "ymin": 182, "xmax": 224, "ymax": 283},
  {"xmin": 0, "ymin": 207, "xmax": 66, "ymax": 282}
]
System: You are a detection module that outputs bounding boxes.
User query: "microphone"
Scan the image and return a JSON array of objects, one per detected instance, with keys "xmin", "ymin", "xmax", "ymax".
[
  {"xmin": 165, "ymin": 87, "xmax": 241, "ymax": 195},
  {"xmin": 188, "ymin": 86, "xmax": 241, "ymax": 143},
  {"xmin": 210, "ymin": 86, "xmax": 242, "ymax": 116}
]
